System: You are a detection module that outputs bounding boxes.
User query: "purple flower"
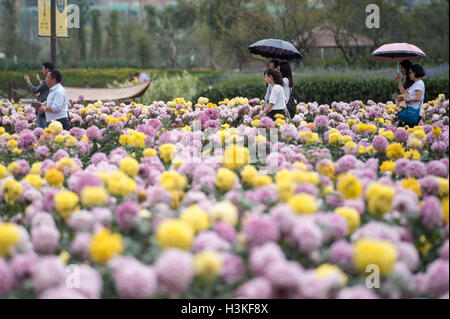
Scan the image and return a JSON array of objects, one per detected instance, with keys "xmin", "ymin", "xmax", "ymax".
[
  {"xmin": 14, "ymin": 120, "xmax": 28, "ymax": 134},
  {"xmin": 426, "ymin": 161, "xmax": 448, "ymax": 177},
  {"xmin": 397, "ymin": 242, "xmax": 419, "ymax": 271},
  {"xmin": 67, "ymin": 210, "xmax": 95, "ymax": 231},
  {"xmin": 372, "ymin": 136, "xmax": 389, "ymax": 153},
  {"xmin": 36, "ymin": 146, "xmax": 51, "ymax": 161},
  {"xmin": 31, "ymin": 225, "xmax": 60, "ymax": 255},
  {"xmin": 288, "ymin": 217, "xmax": 323, "ymax": 254},
  {"xmin": 335, "ymin": 155, "xmax": 359, "ymax": 174},
  {"xmin": 406, "ymin": 161, "xmax": 426, "ymax": 179},
  {"xmin": 114, "ymin": 201, "xmax": 140, "ymax": 231},
  {"xmin": 8, "ymin": 251, "xmax": 36, "ymax": 281},
  {"xmin": 32, "ymin": 256, "xmax": 66, "ymax": 294},
  {"xmin": 91, "ymin": 153, "xmax": 108, "ymax": 165},
  {"xmin": 419, "ymin": 176, "xmax": 440, "ymax": 197},
  {"xmin": 193, "ymin": 231, "xmax": 231, "ymax": 252},
  {"xmin": 70, "ymin": 233, "xmax": 92, "ymax": 260},
  {"xmin": 336, "ymin": 285, "xmax": 379, "ymax": 299},
  {"xmin": 394, "ymin": 129, "xmax": 410, "ymax": 143},
  {"xmin": 70, "ymin": 127, "xmax": 85, "ymax": 138},
  {"xmin": 314, "ymin": 213, "xmax": 348, "ymax": 242},
  {"xmin": 86, "ymin": 126, "xmax": 102, "ymax": 142},
  {"xmin": 324, "ymin": 192, "xmax": 345, "ymax": 209},
  {"xmin": 18, "ymin": 129, "xmax": 37, "ymax": 150},
  {"xmin": 249, "ymin": 242, "xmax": 286, "ymax": 276},
  {"xmin": 281, "ymin": 124, "xmax": 298, "ymax": 139},
  {"xmin": 395, "ymin": 159, "xmax": 410, "ymax": 177},
  {"xmin": 352, "ymin": 221, "xmax": 401, "ymax": 243},
  {"xmin": 112, "ymin": 258, "xmax": 158, "ymax": 299},
  {"xmin": 420, "ymin": 196, "xmax": 444, "ymax": 229},
  {"xmin": 425, "ymin": 259, "xmax": 449, "ymax": 298},
  {"xmin": 0, "ymin": 257, "xmax": 14, "ymax": 298},
  {"xmin": 53, "ymin": 149, "xmax": 69, "ymax": 162},
  {"xmin": 329, "ymin": 240, "xmax": 354, "ymax": 266},
  {"xmin": 155, "ymin": 249, "xmax": 194, "ymax": 296},
  {"xmin": 205, "ymin": 108, "xmax": 219, "ymax": 119},
  {"xmin": 343, "ymin": 199, "xmax": 365, "ymax": 215},
  {"xmin": 68, "ymin": 171, "xmax": 103, "ymax": 195},
  {"xmin": 33, "ymin": 127, "xmax": 44, "ymax": 139},
  {"xmin": 392, "ymin": 191, "xmax": 418, "ymax": 214},
  {"xmin": 213, "ymin": 221, "xmax": 237, "ymax": 244},
  {"xmin": 265, "ymin": 260, "xmax": 303, "ymax": 293},
  {"xmin": 259, "ymin": 117, "xmax": 274, "ymax": 129},
  {"xmin": 77, "ymin": 141, "xmax": 91, "ymax": 155},
  {"xmin": 314, "ymin": 115, "xmax": 329, "ymax": 130},
  {"xmin": 243, "ymin": 215, "xmax": 280, "ymax": 248},
  {"xmin": 235, "ymin": 277, "xmax": 273, "ymax": 299},
  {"xmin": 220, "ymin": 252, "xmax": 245, "ymax": 284},
  {"xmin": 431, "ymin": 141, "xmax": 448, "ymax": 155},
  {"xmin": 72, "ymin": 265, "xmax": 103, "ymax": 299}
]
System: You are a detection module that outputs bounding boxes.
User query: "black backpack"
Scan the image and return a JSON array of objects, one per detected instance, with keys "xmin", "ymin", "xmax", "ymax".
[{"xmin": 286, "ymin": 87, "xmax": 298, "ymax": 119}]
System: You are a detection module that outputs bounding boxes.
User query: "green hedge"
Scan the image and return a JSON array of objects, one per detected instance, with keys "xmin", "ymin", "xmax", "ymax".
[
  {"xmin": 197, "ymin": 73, "xmax": 450, "ymax": 104},
  {"xmin": 0, "ymin": 69, "xmax": 226, "ymax": 89}
]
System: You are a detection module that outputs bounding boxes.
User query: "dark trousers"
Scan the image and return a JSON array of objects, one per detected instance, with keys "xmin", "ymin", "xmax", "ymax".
[
  {"xmin": 48, "ymin": 117, "xmax": 71, "ymax": 131},
  {"xmin": 267, "ymin": 109, "xmax": 286, "ymax": 120}
]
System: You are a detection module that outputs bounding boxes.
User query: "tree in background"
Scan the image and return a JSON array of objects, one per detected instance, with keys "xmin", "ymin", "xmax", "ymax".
[
  {"xmin": 106, "ymin": 11, "xmax": 120, "ymax": 59},
  {"xmin": 405, "ymin": 0, "xmax": 449, "ymax": 64},
  {"xmin": 75, "ymin": 1, "xmax": 91, "ymax": 61},
  {"xmin": 134, "ymin": 30, "xmax": 154, "ymax": 68},
  {"xmin": 196, "ymin": 0, "xmax": 225, "ymax": 69},
  {"xmin": 1, "ymin": 0, "xmax": 21, "ymax": 58},
  {"xmin": 91, "ymin": 9, "xmax": 103, "ymax": 61},
  {"xmin": 145, "ymin": 0, "xmax": 197, "ymax": 68},
  {"xmin": 272, "ymin": 0, "xmax": 325, "ymax": 56},
  {"xmin": 213, "ymin": 0, "xmax": 277, "ymax": 70}
]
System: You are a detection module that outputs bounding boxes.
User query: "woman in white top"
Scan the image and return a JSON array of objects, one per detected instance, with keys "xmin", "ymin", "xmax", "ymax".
[
  {"xmin": 254, "ymin": 69, "xmax": 286, "ymax": 121},
  {"xmin": 398, "ymin": 64, "xmax": 426, "ymax": 127},
  {"xmin": 280, "ymin": 61, "xmax": 293, "ymax": 103}
]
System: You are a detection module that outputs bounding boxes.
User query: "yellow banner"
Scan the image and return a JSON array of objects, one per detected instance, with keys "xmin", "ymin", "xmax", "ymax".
[
  {"xmin": 38, "ymin": 0, "xmax": 68, "ymax": 38},
  {"xmin": 56, "ymin": 0, "xmax": 68, "ymax": 37},
  {"xmin": 38, "ymin": 0, "xmax": 51, "ymax": 37}
]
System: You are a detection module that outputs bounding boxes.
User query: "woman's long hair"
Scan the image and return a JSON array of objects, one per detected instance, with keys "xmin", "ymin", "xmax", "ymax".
[
  {"xmin": 264, "ymin": 68, "xmax": 284, "ymax": 86},
  {"xmin": 280, "ymin": 61, "xmax": 293, "ymax": 88}
]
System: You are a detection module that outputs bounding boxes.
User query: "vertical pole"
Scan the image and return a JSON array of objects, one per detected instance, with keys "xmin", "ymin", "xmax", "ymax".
[{"xmin": 51, "ymin": 0, "xmax": 56, "ymax": 67}]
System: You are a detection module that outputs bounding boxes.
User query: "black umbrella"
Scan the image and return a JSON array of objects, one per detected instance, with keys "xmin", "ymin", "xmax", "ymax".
[{"xmin": 248, "ymin": 39, "xmax": 304, "ymax": 61}]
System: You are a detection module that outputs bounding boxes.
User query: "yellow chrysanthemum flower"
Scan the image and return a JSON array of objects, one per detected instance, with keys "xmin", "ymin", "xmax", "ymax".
[
  {"xmin": 366, "ymin": 183, "xmax": 396, "ymax": 216},
  {"xmin": 54, "ymin": 190, "xmax": 79, "ymax": 220},
  {"xmin": 119, "ymin": 156, "xmax": 140, "ymax": 177},
  {"xmin": 354, "ymin": 238, "xmax": 397, "ymax": 276},
  {"xmin": 288, "ymin": 193, "xmax": 318, "ymax": 215},
  {"xmin": 335, "ymin": 207, "xmax": 361, "ymax": 234},
  {"xmin": 89, "ymin": 228, "xmax": 123, "ymax": 265},
  {"xmin": 0, "ymin": 223, "xmax": 20, "ymax": 257},
  {"xmin": 81, "ymin": 186, "xmax": 109, "ymax": 207},
  {"xmin": 194, "ymin": 251, "xmax": 223, "ymax": 280},
  {"xmin": 337, "ymin": 173, "xmax": 363, "ymax": 199},
  {"xmin": 180, "ymin": 205, "xmax": 210, "ymax": 233},
  {"xmin": 1, "ymin": 178, "xmax": 23, "ymax": 205},
  {"xmin": 222, "ymin": 145, "xmax": 250, "ymax": 170},
  {"xmin": 156, "ymin": 219, "xmax": 194, "ymax": 250},
  {"xmin": 216, "ymin": 168, "xmax": 237, "ymax": 191},
  {"xmin": 45, "ymin": 168, "xmax": 64, "ymax": 188}
]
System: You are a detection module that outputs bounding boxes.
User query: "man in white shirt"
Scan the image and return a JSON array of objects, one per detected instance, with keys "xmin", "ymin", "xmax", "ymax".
[{"xmin": 38, "ymin": 70, "xmax": 71, "ymax": 130}]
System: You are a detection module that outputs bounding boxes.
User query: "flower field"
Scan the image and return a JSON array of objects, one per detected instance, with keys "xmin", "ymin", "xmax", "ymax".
[{"xmin": 0, "ymin": 94, "xmax": 449, "ymax": 299}]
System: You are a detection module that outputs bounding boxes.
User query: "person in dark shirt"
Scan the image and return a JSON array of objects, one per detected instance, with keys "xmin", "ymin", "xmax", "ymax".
[
  {"xmin": 396, "ymin": 60, "xmax": 414, "ymax": 94},
  {"xmin": 24, "ymin": 62, "xmax": 54, "ymax": 129}
]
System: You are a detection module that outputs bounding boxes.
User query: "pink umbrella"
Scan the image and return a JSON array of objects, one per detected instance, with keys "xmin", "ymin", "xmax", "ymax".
[{"xmin": 370, "ymin": 43, "xmax": 426, "ymax": 61}]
